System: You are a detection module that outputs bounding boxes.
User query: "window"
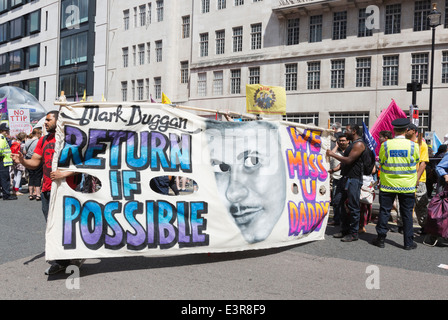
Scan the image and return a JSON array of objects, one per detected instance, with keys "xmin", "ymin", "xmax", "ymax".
[
  {"xmin": 358, "ymin": 8, "xmax": 373, "ymax": 37},
  {"xmin": 123, "ymin": 10, "xmax": 130, "ymax": 30},
  {"xmin": 181, "ymin": 61, "xmax": 189, "ymax": 84},
  {"xmin": 285, "ymin": 63, "xmax": 297, "ymax": 91},
  {"xmin": 0, "ymin": 53, "xmax": 8, "ymax": 74},
  {"xmin": 213, "ymin": 71, "xmax": 223, "ymax": 95},
  {"xmin": 307, "ymin": 62, "xmax": 320, "ymax": 90},
  {"xmin": 10, "ymin": 49, "xmax": 24, "ymax": 71},
  {"xmin": 442, "ymin": 52, "xmax": 448, "ymax": 83},
  {"xmin": 283, "ymin": 113, "xmax": 319, "ymax": 126},
  {"xmin": 200, "ymin": 33, "xmax": 209, "ymax": 57},
  {"xmin": 147, "ymin": 3, "xmax": 152, "ymax": 25},
  {"xmin": 61, "ymin": 0, "xmax": 89, "ymax": 29},
  {"xmin": 382, "ymin": 55, "xmax": 399, "ymax": 86},
  {"xmin": 60, "ymin": 32, "xmax": 88, "ymax": 66},
  {"xmin": 139, "ymin": 5, "xmax": 146, "ymax": 27},
  {"xmin": 146, "ymin": 42, "xmax": 151, "ymax": 63},
  {"xmin": 251, "ymin": 23, "xmax": 262, "ymax": 50},
  {"xmin": 329, "ymin": 112, "xmax": 369, "ymax": 127},
  {"xmin": 414, "ymin": 0, "xmax": 431, "ymax": 31},
  {"xmin": 233, "ymin": 27, "xmax": 243, "ymax": 52},
  {"xmin": 202, "ymin": 0, "xmax": 210, "ymax": 13},
  {"xmin": 154, "ymin": 77, "xmax": 161, "ymax": 99},
  {"xmin": 309, "ymin": 15, "xmax": 322, "ymax": 43},
  {"xmin": 216, "ymin": 30, "xmax": 225, "ymax": 54},
  {"xmin": 11, "ymin": 0, "xmax": 24, "ymax": 9},
  {"xmin": 198, "ymin": 73, "xmax": 207, "ymax": 96},
  {"xmin": 121, "ymin": 81, "xmax": 128, "ymax": 101},
  {"xmin": 155, "ymin": 40, "xmax": 162, "ymax": 62},
  {"xmin": 10, "ymin": 17, "xmax": 25, "ymax": 40},
  {"xmin": 411, "ymin": 53, "xmax": 429, "ymax": 84},
  {"xmin": 235, "ymin": 0, "xmax": 244, "ymax": 5},
  {"xmin": 331, "ymin": 60, "xmax": 345, "ymax": 88},
  {"xmin": 59, "ymin": 71, "xmax": 87, "ymax": 97},
  {"xmin": 287, "ymin": 18, "xmax": 299, "ymax": 45},
  {"xmin": 122, "ymin": 47, "xmax": 129, "ymax": 68},
  {"xmin": 28, "ymin": 44, "xmax": 40, "ymax": 68},
  {"xmin": 138, "ymin": 44, "xmax": 145, "ymax": 65},
  {"xmin": 356, "ymin": 57, "xmax": 371, "ymax": 87},
  {"xmin": 333, "ymin": 11, "xmax": 347, "ymax": 40},
  {"xmin": 385, "ymin": 4, "xmax": 401, "ymax": 34},
  {"xmin": 218, "ymin": 0, "xmax": 226, "ymax": 9},
  {"xmin": 249, "ymin": 67, "xmax": 260, "ymax": 84},
  {"xmin": 231, "ymin": 69, "xmax": 241, "ymax": 94},
  {"xmin": 131, "ymin": 80, "xmax": 135, "ymax": 100},
  {"xmin": 146, "ymin": 79, "xmax": 150, "ymax": 100},
  {"xmin": 28, "ymin": 10, "xmax": 41, "ymax": 34},
  {"xmin": 0, "ymin": 23, "xmax": 8, "ymax": 44},
  {"xmin": 182, "ymin": 16, "xmax": 190, "ymax": 38},
  {"xmin": 0, "ymin": 0, "xmax": 8, "ymax": 13},
  {"xmin": 137, "ymin": 80, "xmax": 144, "ymax": 100},
  {"xmin": 156, "ymin": 0, "xmax": 164, "ymax": 22}
]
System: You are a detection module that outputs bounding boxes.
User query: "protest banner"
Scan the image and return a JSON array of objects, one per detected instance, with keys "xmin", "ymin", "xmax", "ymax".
[
  {"xmin": 46, "ymin": 103, "xmax": 331, "ymax": 260},
  {"xmin": 8, "ymin": 108, "xmax": 32, "ymax": 137}
]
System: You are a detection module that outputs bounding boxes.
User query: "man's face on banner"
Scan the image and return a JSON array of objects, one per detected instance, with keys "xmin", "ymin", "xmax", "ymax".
[{"xmin": 206, "ymin": 122, "xmax": 286, "ymax": 244}]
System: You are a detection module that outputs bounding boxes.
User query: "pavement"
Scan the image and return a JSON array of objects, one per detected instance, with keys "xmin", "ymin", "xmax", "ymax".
[{"xmin": 1, "ymin": 189, "xmax": 447, "ymax": 301}]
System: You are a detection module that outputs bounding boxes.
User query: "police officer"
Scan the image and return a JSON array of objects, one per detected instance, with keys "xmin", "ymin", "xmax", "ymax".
[
  {"xmin": 373, "ymin": 118, "xmax": 419, "ymax": 250},
  {"xmin": 0, "ymin": 123, "xmax": 16, "ymax": 200}
]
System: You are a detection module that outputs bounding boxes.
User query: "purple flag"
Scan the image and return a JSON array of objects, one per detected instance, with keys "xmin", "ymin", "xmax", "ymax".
[{"xmin": 0, "ymin": 97, "xmax": 6, "ymax": 114}]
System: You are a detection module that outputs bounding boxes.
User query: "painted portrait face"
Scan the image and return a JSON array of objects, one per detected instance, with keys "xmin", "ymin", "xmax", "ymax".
[{"xmin": 205, "ymin": 121, "xmax": 286, "ymax": 243}]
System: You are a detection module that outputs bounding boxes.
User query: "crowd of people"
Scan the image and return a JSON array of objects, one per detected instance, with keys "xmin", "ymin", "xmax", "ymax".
[
  {"xmin": 327, "ymin": 119, "xmax": 448, "ymax": 250},
  {"xmin": 0, "ymin": 123, "xmax": 43, "ymax": 201}
]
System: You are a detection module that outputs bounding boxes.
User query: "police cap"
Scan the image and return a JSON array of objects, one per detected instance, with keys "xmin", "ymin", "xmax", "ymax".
[
  {"xmin": 0, "ymin": 123, "xmax": 9, "ymax": 131},
  {"xmin": 391, "ymin": 118, "xmax": 410, "ymax": 129}
]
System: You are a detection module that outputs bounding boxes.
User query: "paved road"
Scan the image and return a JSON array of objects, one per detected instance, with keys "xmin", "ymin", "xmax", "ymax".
[{"xmin": 1, "ymin": 193, "xmax": 447, "ymax": 301}]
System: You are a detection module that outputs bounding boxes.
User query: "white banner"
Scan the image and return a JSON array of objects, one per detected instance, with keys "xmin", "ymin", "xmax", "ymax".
[{"xmin": 46, "ymin": 103, "xmax": 332, "ymax": 260}]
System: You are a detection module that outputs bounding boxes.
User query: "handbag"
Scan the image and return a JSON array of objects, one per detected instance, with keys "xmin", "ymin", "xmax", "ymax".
[{"xmin": 424, "ymin": 186, "xmax": 448, "ymax": 244}]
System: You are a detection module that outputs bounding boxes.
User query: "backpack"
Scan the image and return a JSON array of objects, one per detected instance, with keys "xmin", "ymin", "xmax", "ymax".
[{"xmin": 361, "ymin": 142, "xmax": 376, "ymax": 175}]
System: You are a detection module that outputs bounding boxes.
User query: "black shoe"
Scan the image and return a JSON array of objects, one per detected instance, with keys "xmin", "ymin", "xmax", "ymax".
[
  {"xmin": 404, "ymin": 242, "xmax": 417, "ymax": 250},
  {"xmin": 372, "ymin": 236, "xmax": 385, "ymax": 248},
  {"xmin": 44, "ymin": 262, "xmax": 67, "ymax": 275},
  {"xmin": 341, "ymin": 234, "xmax": 358, "ymax": 242}
]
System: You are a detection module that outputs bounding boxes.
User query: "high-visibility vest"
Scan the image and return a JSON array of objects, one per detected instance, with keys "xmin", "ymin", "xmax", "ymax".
[
  {"xmin": 379, "ymin": 137, "xmax": 420, "ymax": 193},
  {"xmin": 0, "ymin": 134, "xmax": 12, "ymax": 167}
]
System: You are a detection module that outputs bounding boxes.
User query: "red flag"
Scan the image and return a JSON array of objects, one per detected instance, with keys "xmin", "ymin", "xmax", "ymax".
[{"xmin": 371, "ymin": 100, "xmax": 407, "ymax": 155}]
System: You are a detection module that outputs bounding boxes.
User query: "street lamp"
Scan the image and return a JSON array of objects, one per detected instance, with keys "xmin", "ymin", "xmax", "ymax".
[{"xmin": 428, "ymin": 3, "xmax": 441, "ymax": 132}]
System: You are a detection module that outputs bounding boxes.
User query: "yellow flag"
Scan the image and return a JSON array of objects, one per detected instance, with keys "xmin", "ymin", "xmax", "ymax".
[
  {"xmin": 246, "ymin": 84, "xmax": 286, "ymax": 115},
  {"xmin": 162, "ymin": 92, "xmax": 172, "ymax": 104},
  {"xmin": 102, "ymin": 94, "xmax": 106, "ymax": 102},
  {"xmin": 81, "ymin": 90, "xmax": 86, "ymax": 102}
]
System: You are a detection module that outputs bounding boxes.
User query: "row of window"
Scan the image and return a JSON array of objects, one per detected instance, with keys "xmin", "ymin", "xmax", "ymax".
[
  {"xmin": 200, "ymin": 0, "xmax": 263, "ymax": 13},
  {"xmin": 286, "ymin": 0, "xmax": 448, "ymax": 46},
  {"xmin": 1, "ymin": 78, "xmax": 39, "ymax": 99},
  {"xmin": 121, "ymin": 78, "xmax": 162, "ymax": 102},
  {"xmin": 123, "ymin": 0, "xmax": 164, "ymax": 30},
  {"xmin": 0, "ymin": 0, "xmax": 34, "ymax": 13},
  {"xmin": 122, "ymin": 41, "xmax": 163, "ymax": 67},
  {"xmin": 61, "ymin": 0, "xmax": 89, "ymax": 30},
  {"xmin": 0, "ymin": 9, "xmax": 40, "ymax": 43},
  {"xmin": 283, "ymin": 111, "xmax": 430, "ymax": 131},
  {"xmin": 186, "ymin": 52, "xmax": 448, "ymax": 97},
  {"xmin": 0, "ymin": 44, "xmax": 39, "ymax": 74}
]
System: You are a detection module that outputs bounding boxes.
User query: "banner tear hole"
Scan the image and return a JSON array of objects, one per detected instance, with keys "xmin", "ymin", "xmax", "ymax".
[
  {"xmin": 68, "ymin": 173, "xmax": 102, "ymax": 194},
  {"xmin": 150, "ymin": 176, "xmax": 198, "ymax": 196}
]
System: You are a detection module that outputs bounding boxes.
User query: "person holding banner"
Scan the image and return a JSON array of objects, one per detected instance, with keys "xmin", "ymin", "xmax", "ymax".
[
  {"xmin": 12, "ymin": 111, "xmax": 84, "ymax": 275},
  {"xmin": 0, "ymin": 123, "xmax": 16, "ymax": 200},
  {"xmin": 326, "ymin": 124, "xmax": 365, "ymax": 242}
]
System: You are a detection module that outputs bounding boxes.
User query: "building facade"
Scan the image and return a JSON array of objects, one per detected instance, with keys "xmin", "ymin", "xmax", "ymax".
[
  {"xmin": 1, "ymin": 0, "xmax": 448, "ymax": 136},
  {"xmin": 0, "ymin": 0, "xmax": 107, "ymax": 111}
]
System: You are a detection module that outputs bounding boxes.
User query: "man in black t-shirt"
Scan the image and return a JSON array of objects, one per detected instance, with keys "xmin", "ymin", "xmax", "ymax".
[{"xmin": 327, "ymin": 124, "xmax": 365, "ymax": 242}]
